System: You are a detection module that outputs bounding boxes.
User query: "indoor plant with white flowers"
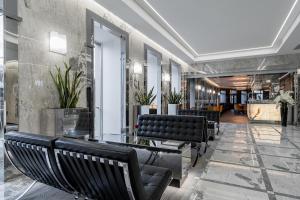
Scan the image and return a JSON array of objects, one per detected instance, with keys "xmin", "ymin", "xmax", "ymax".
[{"xmin": 274, "ymin": 90, "xmax": 295, "ymax": 126}]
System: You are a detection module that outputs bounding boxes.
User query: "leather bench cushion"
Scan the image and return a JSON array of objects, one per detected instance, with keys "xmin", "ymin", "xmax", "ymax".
[
  {"xmin": 140, "ymin": 164, "xmax": 172, "ymax": 200},
  {"xmin": 137, "ymin": 115, "xmax": 205, "ymax": 143},
  {"xmin": 178, "ymin": 110, "xmax": 220, "ymax": 123},
  {"xmin": 4, "ymin": 131, "xmax": 56, "ymax": 147}
]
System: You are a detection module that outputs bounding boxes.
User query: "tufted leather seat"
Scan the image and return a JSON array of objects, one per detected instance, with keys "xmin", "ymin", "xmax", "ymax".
[
  {"xmin": 178, "ymin": 110, "xmax": 220, "ymax": 136},
  {"xmin": 178, "ymin": 110, "xmax": 220, "ymax": 124},
  {"xmin": 137, "ymin": 115, "xmax": 207, "ymax": 143},
  {"xmin": 140, "ymin": 164, "xmax": 172, "ymax": 200}
]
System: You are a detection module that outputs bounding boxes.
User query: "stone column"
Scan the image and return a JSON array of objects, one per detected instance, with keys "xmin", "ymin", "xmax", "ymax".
[
  {"xmin": 189, "ymin": 79, "xmax": 195, "ymax": 109},
  {"xmin": 295, "ymin": 73, "xmax": 300, "ymax": 125}
]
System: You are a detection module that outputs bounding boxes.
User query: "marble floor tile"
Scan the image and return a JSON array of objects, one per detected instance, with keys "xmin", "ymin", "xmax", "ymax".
[
  {"xmin": 216, "ymin": 142, "xmax": 256, "ymax": 153},
  {"xmin": 163, "ymin": 180, "xmax": 269, "ymax": 200},
  {"xmin": 253, "ymin": 134, "xmax": 283, "ymax": 141},
  {"xmin": 267, "ymin": 169, "xmax": 300, "ymax": 197},
  {"xmin": 276, "ymin": 195, "xmax": 300, "ymax": 200},
  {"xmin": 255, "ymin": 139, "xmax": 296, "ymax": 149},
  {"xmin": 257, "ymin": 146, "xmax": 300, "ymax": 159},
  {"xmin": 293, "ymin": 142, "xmax": 300, "ymax": 148},
  {"xmin": 211, "ymin": 150, "xmax": 259, "ymax": 167},
  {"xmin": 201, "ymin": 162, "xmax": 265, "ymax": 190},
  {"xmin": 219, "ymin": 137, "xmax": 253, "ymax": 144},
  {"xmin": 261, "ymin": 155, "xmax": 300, "ymax": 173},
  {"xmin": 286, "ymin": 137, "xmax": 300, "ymax": 143}
]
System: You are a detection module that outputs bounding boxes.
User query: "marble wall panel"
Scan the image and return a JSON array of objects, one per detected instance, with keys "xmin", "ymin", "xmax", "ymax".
[{"xmin": 17, "ymin": 0, "xmax": 190, "ymax": 134}]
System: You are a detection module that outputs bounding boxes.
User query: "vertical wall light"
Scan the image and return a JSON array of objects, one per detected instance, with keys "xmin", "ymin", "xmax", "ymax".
[
  {"xmin": 133, "ymin": 61, "xmax": 143, "ymax": 74},
  {"xmin": 195, "ymin": 85, "xmax": 202, "ymax": 90},
  {"xmin": 162, "ymin": 73, "xmax": 171, "ymax": 82},
  {"xmin": 49, "ymin": 31, "xmax": 67, "ymax": 55}
]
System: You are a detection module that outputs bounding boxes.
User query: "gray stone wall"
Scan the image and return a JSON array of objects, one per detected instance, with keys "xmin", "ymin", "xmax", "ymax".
[{"xmin": 17, "ymin": 0, "xmax": 190, "ymax": 134}]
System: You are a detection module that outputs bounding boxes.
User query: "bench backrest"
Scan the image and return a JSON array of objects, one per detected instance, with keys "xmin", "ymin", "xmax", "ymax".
[
  {"xmin": 4, "ymin": 131, "xmax": 70, "ymax": 192},
  {"xmin": 54, "ymin": 137, "xmax": 146, "ymax": 200},
  {"xmin": 178, "ymin": 110, "xmax": 220, "ymax": 123},
  {"xmin": 137, "ymin": 115, "xmax": 207, "ymax": 143}
]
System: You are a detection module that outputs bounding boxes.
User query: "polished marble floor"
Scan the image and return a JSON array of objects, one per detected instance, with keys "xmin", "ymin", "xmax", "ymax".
[{"xmin": 3, "ymin": 123, "xmax": 300, "ymax": 200}]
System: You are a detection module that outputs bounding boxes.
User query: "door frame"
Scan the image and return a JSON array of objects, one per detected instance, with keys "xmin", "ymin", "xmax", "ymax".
[{"xmin": 86, "ymin": 10, "xmax": 129, "ymax": 139}]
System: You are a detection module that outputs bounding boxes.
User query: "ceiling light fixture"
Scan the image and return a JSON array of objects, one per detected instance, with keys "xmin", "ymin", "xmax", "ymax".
[{"xmin": 272, "ymin": 0, "xmax": 298, "ymax": 47}]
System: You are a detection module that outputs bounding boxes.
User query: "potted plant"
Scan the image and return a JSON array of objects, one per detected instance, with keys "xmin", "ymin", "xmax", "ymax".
[
  {"xmin": 274, "ymin": 90, "xmax": 295, "ymax": 127},
  {"xmin": 135, "ymin": 87, "xmax": 156, "ymax": 115},
  {"xmin": 166, "ymin": 88, "xmax": 182, "ymax": 115},
  {"xmin": 40, "ymin": 63, "xmax": 85, "ymax": 136}
]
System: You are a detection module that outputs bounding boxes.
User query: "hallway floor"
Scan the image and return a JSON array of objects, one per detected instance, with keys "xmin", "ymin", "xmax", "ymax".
[
  {"xmin": 3, "ymin": 123, "xmax": 300, "ymax": 200},
  {"xmin": 220, "ymin": 110, "xmax": 249, "ymax": 124}
]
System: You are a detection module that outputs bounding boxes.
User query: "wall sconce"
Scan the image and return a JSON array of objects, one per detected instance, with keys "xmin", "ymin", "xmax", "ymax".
[
  {"xmin": 133, "ymin": 61, "xmax": 143, "ymax": 74},
  {"xmin": 50, "ymin": 31, "xmax": 67, "ymax": 55},
  {"xmin": 195, "ymin": 85, "xmax": 202, "ymax": 90},
  {"xmin": 202, "ymin": 87, "xmax": 205, "ymax": 92},
  {"xmin": 162, "ymin": 73, "xmax": 171, "ymax": 82},
  {"xmin": 213, "ymin": 90, "xmax": 216, "ymax": 94}
]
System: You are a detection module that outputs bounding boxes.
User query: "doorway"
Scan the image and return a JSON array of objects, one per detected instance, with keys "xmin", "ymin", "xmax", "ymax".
[
  {"xmin": 145, "ymin": 46, "xmax": 162, "ymax": 114},
  {"xmin": 93, "ymin": 21, "xmax": 127, "ymax": 140}
]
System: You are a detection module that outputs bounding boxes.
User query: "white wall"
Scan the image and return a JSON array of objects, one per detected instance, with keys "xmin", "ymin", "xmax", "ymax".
[
  {"xmin": 147, "ymin": 50, "xmax": 161, "ymax": 114},
  {"xmin": 189, "ymin": 79, "xmax": 195, "ymax": 108},
  {"xmin": 171, "ymin": 62, "xmax": 181, "ymax": 93}
]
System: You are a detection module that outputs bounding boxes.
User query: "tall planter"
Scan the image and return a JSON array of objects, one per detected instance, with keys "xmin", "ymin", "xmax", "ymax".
[
  {"xmin": 280, "ymin": 103, "xmax": 288, "ymax": 127},
  {"xmin": 168, "ymin": 104, "xmax": 178, "ymax": 115},
  {"xmin": 40, "ymin": 108, "xmax": 88, "ymax": 137}
]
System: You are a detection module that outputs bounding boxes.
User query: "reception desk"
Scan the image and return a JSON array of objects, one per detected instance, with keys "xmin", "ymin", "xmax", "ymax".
[{"xmin": 247, "ymin": 102, "xmax": 281, "ymax": 123}]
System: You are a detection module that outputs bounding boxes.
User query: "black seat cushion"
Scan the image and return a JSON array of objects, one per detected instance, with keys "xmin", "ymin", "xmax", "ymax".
[{"xmin": 140, "ymin": 164, "xmax": 172, "ymax": 200}]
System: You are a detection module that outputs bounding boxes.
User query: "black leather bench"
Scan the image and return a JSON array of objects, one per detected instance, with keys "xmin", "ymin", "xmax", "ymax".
[
  {"xmin": 178, "ymin": 110, "xmax": 220, "ymax": 139},
  {"xmin": 5, "ymin": 131, "xmax": 172, "ymax": 200},
  {"xmin": 137, "ymin": 114, "xmax": 208, "ymax": 166}
]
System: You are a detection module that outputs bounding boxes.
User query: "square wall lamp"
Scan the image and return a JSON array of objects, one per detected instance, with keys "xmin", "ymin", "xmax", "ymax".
[
  {"xmin": 133, "ymin": 61, "xmax": 143, "ymax": 74},
  {"xmin": 50, "ymin": 31, "xmax": 67, "ymax": 55},
  {"xmin": 162, "ymin": 73, "xmax": 171, "ymax": 82}
]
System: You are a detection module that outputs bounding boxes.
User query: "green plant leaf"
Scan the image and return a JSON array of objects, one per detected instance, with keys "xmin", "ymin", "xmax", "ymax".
[{"xmin": 50, "ymin": 62, "xmax": 84, "ymax": 108}]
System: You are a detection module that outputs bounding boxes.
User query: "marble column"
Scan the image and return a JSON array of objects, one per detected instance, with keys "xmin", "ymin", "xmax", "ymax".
[{"xmin": 189, "ymin": 79, "xmax": 195, "ymax": 109}]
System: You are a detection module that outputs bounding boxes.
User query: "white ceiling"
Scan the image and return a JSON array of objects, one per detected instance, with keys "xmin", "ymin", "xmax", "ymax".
[
  {"xmin": 96, "ymin": 0, "xmax": 300, "ymax": 63},
  {"xmin": 147, "ymin": 0, "xmax": 294, "ymax": 54}
]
